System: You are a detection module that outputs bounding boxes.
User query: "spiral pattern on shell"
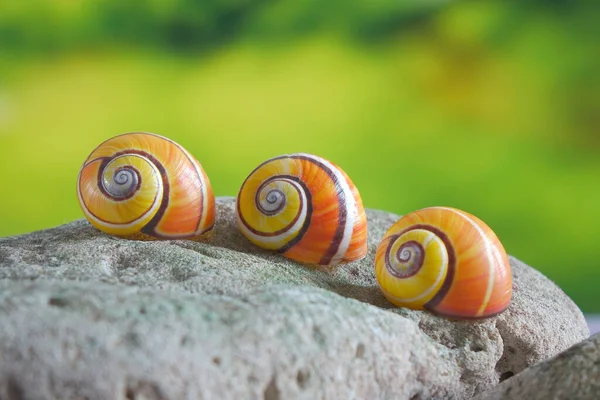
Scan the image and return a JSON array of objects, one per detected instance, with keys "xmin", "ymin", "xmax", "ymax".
[
  {"xmin": 77, "ymin": 132, "xmax": 215, "ymax": 239},
  {"xmin": 236, "ymin": 153, "xmax": 367, "ymax": 266},
  {"xmin": 375, "ymin": 207, "xmax": 512, "ymax": 319}
]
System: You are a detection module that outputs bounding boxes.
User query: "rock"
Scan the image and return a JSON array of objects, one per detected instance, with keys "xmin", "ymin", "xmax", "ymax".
[
  {"xmin": 0, "ymin": 281, "xmax": 462, "ymax": 399},
  {"xmin": 493, "ymin": 257, "xmax": 590, "ymax": 381},
  {"xmin": 0, "ymin": 197, "xmax": 590, "ymax": 399},
  {"xmin": 474, "ymin": 333, "xmax": 600, "ymax": 400}
]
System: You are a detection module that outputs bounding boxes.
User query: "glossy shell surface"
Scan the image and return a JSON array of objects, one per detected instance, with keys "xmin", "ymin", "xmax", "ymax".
[
  {"xmin": 236, "ymin": 153, "xmax": 367, "ymax": 266},
  {"xmin": 375, "ymin": 206, "xmax": 512, "ymax": 319},
  {"xmin": 77, "ymin": 132, "xmax": 215, "ymax": 239}
]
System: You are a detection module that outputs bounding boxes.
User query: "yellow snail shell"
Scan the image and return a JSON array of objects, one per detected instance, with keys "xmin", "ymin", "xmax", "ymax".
[
  {"xmin": 375, "ymin": 206, "xmax": 512, "ymax": 319},
  {"xmin": 77, "ymin": 132, "xmax": 215, "ymax": 239},
  {"xmin": 236, "ymin": 153, "xmax": 368, "ymax": 266}
]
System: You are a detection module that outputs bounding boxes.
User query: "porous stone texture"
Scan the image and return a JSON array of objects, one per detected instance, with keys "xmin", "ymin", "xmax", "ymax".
[
  {"xmin": 0, "ymin": 197, "xmax": 590, "ymax": 399},
  {"xmin": 474, "ymin": 333, "xmax": 600, "ymax": 400}
]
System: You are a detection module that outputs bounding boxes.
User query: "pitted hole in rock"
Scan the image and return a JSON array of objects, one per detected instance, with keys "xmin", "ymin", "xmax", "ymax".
[
  {"xmin": 48, "ymin": 297, "xmax": 69, "ymax": 308},
  {"xmin": 409, "ymin": 392, "xmax": 424, "ymax": 400},
  {"xmin": 124, "ymin": 332, "xmax": 141, "ymax": 348},
  {"xmin": 471, "ymin": 343, "xmax": 485, "ymax": 353},
  {"xmin": 499, "ymin": 371, "xmax": 515, "ymax": 382},
  {"xmin": 296, "ymin": 369, "xmax": 310, "ymax": 389},
  {"xmin": 264, "ymin": 376, "xmax": 280, "ymax": 400},
  {"xmin": 5, "ymin": 377, "xmax": 24, "ymax": 400},
  {"xmin": 125, "ymin": 380, "xmax": 163, "ymax": 400},
  {"xmin": 356, "ymin": 343, "xmax": 366, "ymax": 358},
  {"xmin": 212, "ymin": 356, "xmax": 221, "ymax": 366},
  {"xmin": 179, "ymin": 335, "xmax": 194, "ymax": 347}
]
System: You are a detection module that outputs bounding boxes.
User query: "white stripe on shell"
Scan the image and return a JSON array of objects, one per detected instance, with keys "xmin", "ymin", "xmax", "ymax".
[
  {"xmin": 139, "ymin": 132, "xmax": 211, "ymax": 235},
  {"xmin": 482, "ymin": 244, "xmax": 505, "ymax": 315},
  {"xmin": 421, "ymin": 230, "xmax": 435, "ymax": 247},
  {"xmin": 438, "ymin": 207, "xmax": 495, "ymax": 317},
  {"xmin": 238, "ymin": 178, "xmax": 309, "ymax": 246},
  {"xmin": 296, "ymin": 153, "xmax": 356, "ymax": 264},
  {"xmin": 174, "ymin": 141, "xmax": 210, "ymax": 235}
]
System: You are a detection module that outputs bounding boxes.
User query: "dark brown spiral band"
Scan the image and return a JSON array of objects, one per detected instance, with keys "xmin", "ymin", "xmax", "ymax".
[
  {"xmin": 384, "ymin": 240, "xmax": 425, "ymax": 278},
  {"xmin": 393, "ymin": 224, "xmax": 457, "ymax": 311},
  {"xmin": 93, "ymin": 149, "xmax": 170, "ymax": 236}
]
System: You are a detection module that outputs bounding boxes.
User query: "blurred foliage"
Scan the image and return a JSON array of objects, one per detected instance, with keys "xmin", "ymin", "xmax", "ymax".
[
  {"xmin": 0, "ymin": 0, "xmax": 442, "ymax": 53},
  {"xmin": 0, "ymin": 0, "xmax": 599, "ymax": 311},
  {"xmin": 0, "ymin": 0, "xmax": 598, "ymax": 52}
]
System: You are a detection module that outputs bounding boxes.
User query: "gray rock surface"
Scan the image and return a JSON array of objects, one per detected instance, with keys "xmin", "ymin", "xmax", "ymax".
[
  {"xmin": 0, "ymin": 197, "xmax": 590, "ymax": 399},
  {"xmin": 474, "ymin": 333, "xmax": 600, "ymax": 400}
]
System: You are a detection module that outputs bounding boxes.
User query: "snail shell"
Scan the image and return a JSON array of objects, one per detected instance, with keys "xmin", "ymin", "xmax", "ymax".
[
  {"xmin": 77, "ymin": 132, "xmax": 215, "ymax": 240},
  {"xmin": 236, "ymin": 153, "xmax": 368, "ymax": 266},
  {"xmin": 375, "ymin": 206, "xmax": 512, "ymax": 319}
]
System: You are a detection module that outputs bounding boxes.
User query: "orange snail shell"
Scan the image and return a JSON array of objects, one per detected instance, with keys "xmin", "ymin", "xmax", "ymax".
[
  {"xmin": 77, "ymin": 132, "xmax": 215, "ymax": 240},
  {"xmin": 374, "ymin": 206, "xmax": 512, "ymax": 319},
  {"xmin": 236, "ymin": 153, "xmax": 368, "ymax": 266}
]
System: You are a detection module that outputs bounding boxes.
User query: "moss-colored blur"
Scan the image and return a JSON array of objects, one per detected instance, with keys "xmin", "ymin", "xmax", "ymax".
[{"xmin": 0, "ymin": 1, "xmax": 599, "ymax": 311}]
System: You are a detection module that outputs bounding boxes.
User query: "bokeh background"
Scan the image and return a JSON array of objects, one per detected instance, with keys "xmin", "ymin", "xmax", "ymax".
[{"xmin": 0, "ymin": 0, "xmax": 598, "ymax": 312}]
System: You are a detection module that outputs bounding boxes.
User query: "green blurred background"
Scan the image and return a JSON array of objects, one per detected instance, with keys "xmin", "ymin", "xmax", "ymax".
[{"xmin": 0, "ymin": 0, "xmax": 598, "ymax": 311}]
